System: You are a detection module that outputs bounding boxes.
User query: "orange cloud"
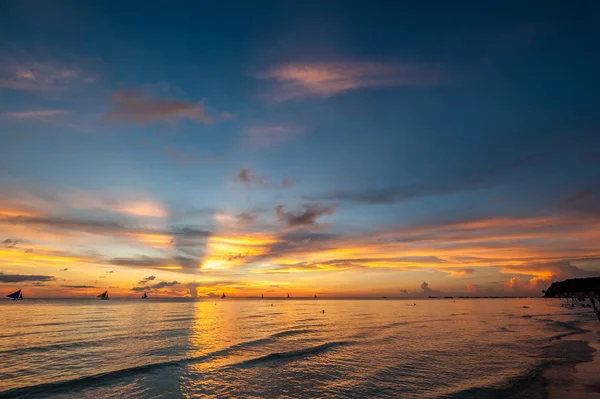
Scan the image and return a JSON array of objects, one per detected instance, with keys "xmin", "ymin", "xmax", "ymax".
[
  {"xmin": 4, "ymin": 109, "xmax": 69, "ymax": 120},
  {"xmin": 107, "ymin": 90, "xmax": 214, "ymax": 124},
  {"xmin": 258, "ymin": 60, "xmax": 439, "ymax": 100},
  {"xmin": 114, "ymin": 201, "xmax": 167, "ymax": 218},
  {"xmin": 125, "ymin": 232, "xmax": 173, "ymax": 248}
]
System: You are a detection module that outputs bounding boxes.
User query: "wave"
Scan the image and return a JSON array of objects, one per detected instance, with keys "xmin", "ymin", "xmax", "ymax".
[
  {"xmin": 236, "ymin": 341, "xmax": 350, "ymax": 367},
  {"xmin": 0, "ymin": 334, "xmax": 280, "ymax": 398},
  {"xmin": 446, "ymin": 340, "xmax": 595, "ymax": 399},
  {"xmin": 270, "ymin": 329, "xmax": 314, "ymax": 338},
  {"xmin": 0, "ymin": 340, "xmax": 105, "ymax": 356},
  {"xmin": 0, "ymin": 327, "xmax": 191, "ymax": 357},
  {"xmin": 0, "ymin": 337, "xmax": 351, "ymax": 398},
  {"xmin": 239, "ymin": 314, "xmax": 266, "ymax": 319}
]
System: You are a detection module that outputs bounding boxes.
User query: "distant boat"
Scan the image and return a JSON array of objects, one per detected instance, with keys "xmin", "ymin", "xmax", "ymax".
[
  {"xmin": 287, "ymin": 293, "xmax": 290, "ymax": 299},
  {"xmin": 314, "ymin": 294, "xmax": 318, "ymax": 299},
  {"xmin": 261, "ymin": 293, "xmax": 264, "ymax": 299},
  {"xmin": 142, "ymin": 292, "xmax": 148, "ymax": 299},
  {"xmin": 7, "ymin": 289, "xmax": 23, "ymax": 300},
  {"xmin": 97, "ymin": 291, "xmax": 109, "ymax": 300},
  {"xmin": 221, "ymin": 292, "xmax": 226, "ymax": 299}
]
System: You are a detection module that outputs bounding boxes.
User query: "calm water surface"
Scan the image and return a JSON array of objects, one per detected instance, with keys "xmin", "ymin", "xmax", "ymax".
[{"xmin": 0, "ymin": 298, "xmax": 594, "ymax": 398}]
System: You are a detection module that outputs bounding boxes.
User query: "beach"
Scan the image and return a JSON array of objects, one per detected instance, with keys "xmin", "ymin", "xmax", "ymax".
[{"xmin": 0, "ymin": 298, "xmax": 598, "ymax": 398}]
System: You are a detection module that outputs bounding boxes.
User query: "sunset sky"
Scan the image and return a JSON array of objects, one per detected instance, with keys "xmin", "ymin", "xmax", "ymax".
[{"xmin": 1, "ymin": 1, "xmax": 599, "ymax": 298}]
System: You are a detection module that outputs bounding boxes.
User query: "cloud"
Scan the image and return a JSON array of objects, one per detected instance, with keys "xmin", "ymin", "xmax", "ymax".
[
  {"xmin": 4, "ymin": 215, "xmax": 128, "ymax": 236},
  {"xmin": 243, "ymin": 125, "xmax": 304, "ymax": 147},
  {"xmin": 397, "ymin": 281, "xmax": 443, "ymax": 297},
  {"xmin": 0, "ymin": 272, "xmax": 55, "ymax": 283},
  {"xmin": 4, "ymin": 110, "xmax": 69, "ymax": 120},
  {"xmin": 307, "ymin": 155, "xmax": 542, "ymax": 205},
  {"xmin": 259, "ymin": 261, "xmax": 355, "ymax": 273},
  {"xmin": 234, "ymin": 168, "xmax": 289, "ymax": 189},
  {"xmin": 467, "ymin": 284, "xmax": 479, "ymax": 293},
  {"xmin": 235, "ymin": 168, "xmax": 267, "ymax": 186},
  {"xmin": 131, "ymin": 280, "xmax": 180, "ymax": 292},
  {"xmin": 275, "ymin": 204, "xmax": 336, "ymax": 228},
  {"xmin": 1, "ymin": 213, "xmax": 209, "ymax": 242},
  {"xmin": 139, "ymin": 275, "xmax": 156, "ymax": 285},
  {"xmin": 113, "ymin": 201, "xmax": 168, "ymax": 218},
  {"xmin": 61, "ymin": 285, "xmax": 97, "ymax": 289},
  {"xmin": 236, "ymin": 212, "xmax": 256, "ymax": 225},
  {"xmin": 0, "ymin": 186, "xmax": 168, "ymax": 220},
  {"xmin": 2, "ymin": 239, "xmax": 19, "ymax": 248},
  {"xmin": 420, "ymin": 282, "xmax": 432, "ymax": 295},
  {"xmin": 108, "ymin": 255, "xmax": 199, "ymax": 272},
  {"xmin": 107, "ymin": 90, "xmax": 214, "ymax": 124},
  {"xmin": 257, "ymin": 60, "xmax": 440, "ymax": 101},
  {"xmin": 438, "ymin": 267, "xmax": 475, "ymax": 276},
  {"xmin": 558, "ymin": 190, "xmax": 593, "ymax": 208},
  {"xmin": 501, "ymin": 260, "xmax": 597, "ymax": 294},
  {"xmin": 0, "ymin": 54, "xmax": 98, "ymax": 92},
  {"xmin": 499, "ymin": 260, "xmax": 595, "ymax": 279}
]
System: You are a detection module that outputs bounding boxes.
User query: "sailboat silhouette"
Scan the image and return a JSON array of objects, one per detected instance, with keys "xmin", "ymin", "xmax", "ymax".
[
  {"xmin": 142, "ymin": 292, "xmax": 148, "ymax": 299},
  {"xmin": 221, "ymin": 292, "xmax": 227, "ymax": 299},
  {"xmin": 287, "ymin": 293, "xmax": 290, "ymax": 299},
  {"xmin": 7, "ymin": 289, "xmax": 23, "ymax": 300},
  {"xmin": 97, "ymin": 291, "xmax": 109, "ymax": 300}
]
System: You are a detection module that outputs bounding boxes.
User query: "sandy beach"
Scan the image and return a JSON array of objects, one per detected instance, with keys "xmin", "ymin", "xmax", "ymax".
[{"xmin": 546, "ymin": 314, "xmax": 600, "ymax": 398}]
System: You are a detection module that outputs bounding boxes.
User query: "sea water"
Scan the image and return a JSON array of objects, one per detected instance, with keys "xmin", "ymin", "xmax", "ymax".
[{"xmin": 0, "ymin": 298, "xmax": 596, "ymax": 398}]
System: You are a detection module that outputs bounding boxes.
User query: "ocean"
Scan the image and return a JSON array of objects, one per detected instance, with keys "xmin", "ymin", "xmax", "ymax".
[{"xmin": 0, "ymin": 298, "xmax": 597, "ymax": 398}]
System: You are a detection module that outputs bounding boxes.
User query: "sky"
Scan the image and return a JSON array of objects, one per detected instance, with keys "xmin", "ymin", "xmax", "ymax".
[{"xmin": 1, "ymin": 0, "xmax": 599, "ymax": 298}]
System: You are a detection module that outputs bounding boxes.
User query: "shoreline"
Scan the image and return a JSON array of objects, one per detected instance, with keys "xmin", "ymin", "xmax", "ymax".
[{"xmin": 544, "ymin": 316, "xmax": 600, "ymax": 398}]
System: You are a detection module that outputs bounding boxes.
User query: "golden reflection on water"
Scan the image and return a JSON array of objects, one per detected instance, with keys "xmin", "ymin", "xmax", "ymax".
[{"xmin": 1, "ymin": 298, "xmax": 592, "ymax": 398}]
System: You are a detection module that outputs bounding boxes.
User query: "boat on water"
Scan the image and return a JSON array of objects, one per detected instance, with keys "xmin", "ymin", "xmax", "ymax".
[
  {"xmin": 287, "ymin": 293, "xmax": 290, "ymax": 299},
  {"xmin": 221, "ymin": 292, "xmax": 226, "ymax": 299},
  {"xmin": 314, "ymin": 294, "xmax": 318, "ymax": 299},
  {"xmin": 97, "ymin": 291, "xmax": 109, "ymax": 300},
  {"xmin": 261, "ymin": 293, "xmax": 264, "ymax": 299},
  {"xmin": 142, "ymin": 292, "xmax": 148, "ymax": 299},
  {"xmin": 7, "ymin": 289, "xmax": 23, "ymax": 300}
]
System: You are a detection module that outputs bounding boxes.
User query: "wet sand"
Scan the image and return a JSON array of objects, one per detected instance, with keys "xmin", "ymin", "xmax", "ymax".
[{"xmin": 546, "ymin": 320, "xmax": 600, "ymax": 398}]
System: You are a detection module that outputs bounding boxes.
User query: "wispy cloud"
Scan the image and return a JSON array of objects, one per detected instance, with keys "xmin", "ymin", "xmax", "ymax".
[
  {"xmin": 243, "ymin": 124, "xmax": 304, "ymax": 147},
  {"xmin": 306, "ymin": 155, "xmax": 541, "ymax": 205},
  {"xmin": 0, "ymin": 272, "xmax": 55, "ymax": 283},
  {"xmin": 61, "ymin": 285, "xmax": 97, "ymax": 289},
  {"xmin": 235, "ymin": 168, "xmax": 267, "ymax": 186},
  {"xmin": 275, "ymin": 203, "xmax": 336, "ymax": 228},
  {"xmin": 138, "ymin": 275, "xmax": 156, "ymax": 285},
  {"xmin": 437, "ymin": 267, "xmax": 475, "ymax": 276},
  {"xmin": 257, "ymin": 60, "xmax": 439, "ymax": 101},
  {"xmin": 108, "ymin": 255, "xmax": 199, "ymax": 272},
  {"xmin": 107, "ymin": 90, "xmax": 214, "ymax": 124},
  {"xmin": 4, "ymin": 110, "xmax": 69, "ymax": 120},
  {"xmin": 234, "ymin": 168, "xmax": 290, "ymax": 188},
  {"xmin": 558, "ymin": 190, "xmax": 593, "ymax": 208},
  {"xmin": 131, "ymin": 280, "xmax": 180, "ymax": 292},
  {"xmin": 0, "ymin": 53, "xmax": 98, "ymax": 92}
]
